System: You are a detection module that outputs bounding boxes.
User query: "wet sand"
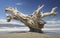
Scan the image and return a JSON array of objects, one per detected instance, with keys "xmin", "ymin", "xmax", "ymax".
[{"xmin": 0, "ymin": 32, "xmax": 60, "ymax": 38}]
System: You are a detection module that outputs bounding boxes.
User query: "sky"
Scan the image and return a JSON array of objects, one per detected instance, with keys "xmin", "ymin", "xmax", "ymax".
[
  {"xmin": 0, "ymin": 0, "xmax": 60, "ymax": 23},
  {"xmin": 0, "ymin": 0, "xmax": 60, "ymax": 33}
]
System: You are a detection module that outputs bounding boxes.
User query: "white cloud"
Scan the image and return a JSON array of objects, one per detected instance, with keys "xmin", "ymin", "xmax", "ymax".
[
  {"xmin": 0, "ymin": 19, "xmax": 24, "ymax": 25},
  {"xmin": 1, "ymin": 19, "xmax": 60, "ymax": 24},
  {"xmin": 42, "ymin": 28, "xmax": 60, "ymax": 30},
  {"xmin": 6, "ymin": 13, "xmax": 11, "ymax": 16},
  {"xmin": 46, "ymin": 20, "xmax": 60, "ymax": 24},
  {"xmin": 16, "ymin": 3, "xmax": 22, "ymax": 5}
]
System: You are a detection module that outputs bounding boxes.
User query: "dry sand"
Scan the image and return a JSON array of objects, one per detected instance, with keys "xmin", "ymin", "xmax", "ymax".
[{"xmin": 0, "ymin": 32, "xmax": 60, "ymax": 38}]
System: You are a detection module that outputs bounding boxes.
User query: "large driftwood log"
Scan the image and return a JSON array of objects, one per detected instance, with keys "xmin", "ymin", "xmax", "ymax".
[{"xmin": 5, "ymin": 5, "xmax": 57, "ymax": 33}]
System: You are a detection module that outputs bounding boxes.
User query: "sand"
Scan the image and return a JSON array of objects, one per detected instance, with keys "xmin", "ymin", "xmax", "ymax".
[{"xmin": 0, "ymin": 32, "xmax": 60, "ymax": 38}]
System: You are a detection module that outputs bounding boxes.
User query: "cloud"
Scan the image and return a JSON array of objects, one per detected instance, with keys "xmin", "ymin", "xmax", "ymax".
[
  {"xmin": 1, "ymin": 19, "xmax": 60, "ymax": 24},
  {"xmin": 46, "ymin": 20, "xmax": 60, "ymax": 24},
  {"xmin": 0, "ymin": 19, "xmax": 24, "ymax": 25},
  {"xmin": 45, "ymin": 18, "xmax": 60, "ymax": 24},
  {"xmin": 16, "ymin": 3, "xmax": 22, "ymax": 5},
  {"xmin": 42, "ymin": 28, "xmax": 60, "ymax": 30},
  {"xmin": 6, "ymin": 13, "xmax": 11, "ymax": 16}
]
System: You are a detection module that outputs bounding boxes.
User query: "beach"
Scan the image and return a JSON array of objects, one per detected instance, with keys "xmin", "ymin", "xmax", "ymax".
[{"xmin": 0, "ymin": 32, "xmax": 60, "ymax": 38}]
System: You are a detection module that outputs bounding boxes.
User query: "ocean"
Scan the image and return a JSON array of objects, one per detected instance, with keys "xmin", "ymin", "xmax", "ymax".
[
  {"xmin": 42, "ymin": 24, "xmax": 60, "ymax": 34},
  {"xmin": 0, "ymin": 24, "xmax": 60, "ymax": 34}
]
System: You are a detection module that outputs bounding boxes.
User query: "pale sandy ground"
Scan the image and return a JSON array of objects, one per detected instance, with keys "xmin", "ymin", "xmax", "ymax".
[{"xmin": 0, "ymin": 32, "xmax": 60, "ymax": 38}]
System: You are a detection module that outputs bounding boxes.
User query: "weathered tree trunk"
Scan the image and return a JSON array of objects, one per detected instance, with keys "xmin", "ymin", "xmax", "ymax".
[
  {"xmin": 29, "ymin": 24, "xmax": 44, "ymax": 33},
  {"xmin": 5, "ymin": 5, "xmax": 57, "ymax": 33}
]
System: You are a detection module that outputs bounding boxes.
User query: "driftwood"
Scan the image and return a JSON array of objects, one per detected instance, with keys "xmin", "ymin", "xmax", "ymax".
[{"xmin": 5, "ymin": 5, "xmax": 57, "ymax": 33}]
